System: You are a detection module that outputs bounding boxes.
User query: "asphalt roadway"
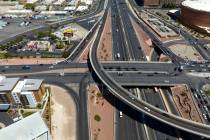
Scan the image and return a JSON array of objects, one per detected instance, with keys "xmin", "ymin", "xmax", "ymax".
[
  {"xmin": 89, "ymin": 1, "xmax": 210, "ymax": 138},
  {"xmin": 1, "ymin": 0, "xmax": 210, "ymax": 139}
]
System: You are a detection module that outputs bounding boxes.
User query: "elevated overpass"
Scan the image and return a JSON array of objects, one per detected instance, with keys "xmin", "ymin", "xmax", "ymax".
[{"xmin": 88, "ymin": 5, "xmax": 210, "ymax": 138}]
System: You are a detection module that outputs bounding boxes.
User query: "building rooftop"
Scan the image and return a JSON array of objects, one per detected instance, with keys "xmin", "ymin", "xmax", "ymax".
[
  {"xmin": 6, "ymin": 9, "xmax": 33, "ymax": 14},
  {"xmin": 182, "ymin": 0, "xmax": 210, "ymax": 12},
  {"xmin": 22, "ymin": 79, "xmax": 43, "ymax": 91},
  {"xmin": 0, "ymin": 112, "xmax": 13, "ymax": 127},
  {"xmin": 40, "ymin": 11, "xmax": 68, "ymax": 15},
  {"xmin": 0, "ymin": 77, "xmax": 19, "ymax": 92},
  {"xmin": 0, "ymin": 112, "xmax": 51, "ymax": 140},
  {"xmin": 12, "ymin": 80, "xmax": 26, "ymax": 93}
]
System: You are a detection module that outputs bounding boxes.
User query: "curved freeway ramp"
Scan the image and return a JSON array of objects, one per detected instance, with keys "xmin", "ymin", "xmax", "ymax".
[{"xmin": 88, "ymin": 5, "xmax": 210, "ymax": 138}]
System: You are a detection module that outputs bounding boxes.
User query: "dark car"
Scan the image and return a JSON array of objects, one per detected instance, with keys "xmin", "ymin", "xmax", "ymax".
[{"xmin": 22, "ymin": 65, "xmax": 31, "ymax": 70}]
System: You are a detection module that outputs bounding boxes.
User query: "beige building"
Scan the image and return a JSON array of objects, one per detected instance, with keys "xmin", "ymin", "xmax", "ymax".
[
  {"xmin": 180, "ymin": 0, "xmax": 210, "ymax": 35},
  {"xmin": 0, "ymin": 76, "xmax": 45, "ymax": 109}
]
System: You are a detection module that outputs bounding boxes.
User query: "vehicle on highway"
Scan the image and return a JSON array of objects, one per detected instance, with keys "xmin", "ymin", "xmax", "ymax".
[
  {"xmin": 162, "ymin": 113, "xmax": 169, "ymax": 117},
  {"xmin": 144, "ymin": 107, "xmax": 150, "ymax": 112},
  {"xmin": 119, "ymin": 111, "xmax": 123, "ymax": 118},
  {"xmin": 115, "ymin": 53, "xmax": 120, "ymax": 59},
  {"xmin": 203, "ymin": 114, "xmax": 207, "ymax": 120},
  {"xmin": 204, "ymin": 105, "xmax": 208, "ymax": 111},
  {"xmin": 49, "ymin": 66, "xmax": 54, "ymax": 69},
  {"xmin": 202, "ymin": 69, "xmax": 207, "ymax": 72},
  {"xmin": 20, "ymin": 21, "xmax": 31, "ymax": 27},
  {"xmin": 22, "ymin": 65, "xmax": 31, "ymax": 70},
  {"xmin": 4, "ymin": 66, "xmax": 9, "ymax": 69},
  {"xmin": 194, "ymin": 94, "xmax": 198, "ymax": 98},
  {"xmin": 164, "ymin": 80, "xmax": 169, "ymax": 83},
  {"xmin": 129, "ymin": 94, "xmax": 135, "ymax": 100},
  {"xmin": 59, "ymin": 72, "xmax": 65, "ymax": 76},
  {"xmin": 117, "ymin": 71, "xmax": 123, "ymax": 76}
]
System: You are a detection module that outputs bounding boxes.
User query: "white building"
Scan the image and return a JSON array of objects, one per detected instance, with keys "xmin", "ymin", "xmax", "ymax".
[
  {"xmin": 27, "ymin": 0, "xmax": 39, "ymax": 4},
  {"xmin": 80, "ymin": 0, "xmax": 93, "ymax": 5},
  {"xmin": 0, "ymin": 112, "xmax": 51, "ymax": 140},
  {"xmin": 35, "ymin": 5, "xmax": 47, "ymax": 11},
  {"xmin": 77, "ymin": 5, "xmax": 88, "ymax": 12},
  {"xmin": 40, "ymin": 10, "xmax": 68, "ymax": 15},
  {"xmin": 64, "ymin": 6, "xmax": 76, "ymax": 12},
  {"xmin": 11, "ymin": 79, "xmax": 44, "ymax": 108},
  {"xmin": 5, "ymin": 9, "xmax": 33, "ymax": 17}
]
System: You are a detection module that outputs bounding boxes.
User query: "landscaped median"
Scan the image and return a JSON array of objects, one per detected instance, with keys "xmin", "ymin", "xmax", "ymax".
[{"xmin": 87, "ymin": 84, "xmax": 114, "ymax": 140}]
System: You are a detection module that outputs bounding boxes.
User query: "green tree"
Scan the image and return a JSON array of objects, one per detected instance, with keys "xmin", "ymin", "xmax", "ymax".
[
  {"xmin": 94, "ymin": 114, "xmax": 101, "ymax": 122},
  {"xmin": 24, "ymin": 3, "xmax": 35, "ymax": 11},
  {"xmin": 49, "ymin": 34, "xmax": 57, "ymax": 42}
]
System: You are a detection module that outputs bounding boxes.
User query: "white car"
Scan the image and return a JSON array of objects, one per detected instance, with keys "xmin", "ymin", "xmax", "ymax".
[
  {"xmin": 129, "ymin": 95, "xmax": 135, "ymax": 100},
  {"xmin": 203, "ymin": 114, "xmax": 207, "ymax": 120},
  {"xmin": 49, "ymin": 66, "xmax": 54, "ymax": 69},
  {"xmin": 119, "ymin": 111, "xmax": 123, "ymax": 118},
  {"xmin": 59, "ymin": 72, "xmax": 65, "ymax": 76},
  {"xmin": 144, "ymin": 107, "xmax": 150, "ymax": 112},
  {"xmin": 164, "ymin": 80, "xmax": 169, "ymax": 83},
  {"xmin": 115, "ymin": 53, "xmax": 120, "ymax": 58}
]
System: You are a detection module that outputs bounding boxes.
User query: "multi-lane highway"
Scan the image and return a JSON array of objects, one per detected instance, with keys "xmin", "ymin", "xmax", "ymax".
[
  {"xmin": 1, "ymin": 0, "xmax": 210, "ymax": 139},
  {"xmin": 88, "ymin": 0, "xmax": 210, "ymax": 138}
]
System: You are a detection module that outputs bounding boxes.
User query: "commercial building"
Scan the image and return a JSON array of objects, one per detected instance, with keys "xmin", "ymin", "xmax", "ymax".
[
  {"xmin": 160, "ymin": 0, "xmax": 183, "ymax": 5},
  {"xmin": 40, "ymin": 10, "xmax": 68, "ymax": 16},
  {"xmin": 180, "ymin": 0, "xmax": 210, "ymax": 35},
  {"xmin": 140, "ymin": 13, "xmax": 178, "ymax": 38},
  {"xmin": 144, "ymin": 0, "xmax": 160, "ymax": 6},
  {"xmin": 24, "ymin": 41, "xmax": 52, "ymax": 52},
  {"xmin": 143, "ymin": 0, "xmax": 183, "ymax": 6},
  {"xmin": 4, "ymin": 9, "xmax": 33, "ymax": 17},
  {"xmin": 63, "ymin": 28, "xmax": 74, "ymax": 38},
  {"xmin": 0, "ymin": 112, "xmax": 51, "ymax": 140},
  {"xmin": 0, "ymin": 76, "xmax": 19, "ymax": 110},
  {"xmin": 80, "ymin": 0, "xmax": 93, "ymax": 5},
  {"xmin": 13, "ymin": 79, "xmax": 45, "ymax": 108},
  {"xmin": 0, "ymin": 76, "xmax": 45, "ymax": 109},
  {"xmin": 64, "ymin": 5, "xmax": 88, "ymax": 12}
]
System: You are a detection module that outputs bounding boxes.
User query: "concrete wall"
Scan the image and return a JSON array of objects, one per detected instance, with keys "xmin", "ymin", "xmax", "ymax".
[
  {"xmin": 180, "ymin": 5, "xmax": 210, "ymax": 27},
  {"xmin": 143, "ymin": 0, "xmax": 183, "ymax": 6},
  {"xmin": 144, "ymin": 0, "xmax": 160, "ymax": 6}
]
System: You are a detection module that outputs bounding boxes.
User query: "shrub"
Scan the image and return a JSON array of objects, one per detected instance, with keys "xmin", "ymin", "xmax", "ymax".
[
  {"xmin": 94, "ymin": 114, "xmax": 101, "ymax": 122},
  {"xmin": 37, "ymin": 103, "xmax": 42, "ymax": 109},
  {"xmin": 96, "ymin": 92, "xmax": 102, "ymax": 98},
  {"xmin": 20, "ymin": 109, "xmax": 24, "ymax": 114},
  {"xmin": 24, "ymin": 3, "xmax": 35, "ymax": 11}
]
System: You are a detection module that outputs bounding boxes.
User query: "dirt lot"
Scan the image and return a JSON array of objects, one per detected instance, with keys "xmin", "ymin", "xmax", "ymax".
[
  {"xmin": 50, "ymin": 85, "xmax": 76, "ymax": 140},
  {"xmin": 77, "ymin": 9, "xmax": 112, "ymax": 62},
  {"xmin": 87, "ymin": 84, "xmax": 114, "ymax": 140},
  {"xmin": 159, "ymin": 54, "xmax": 171, "ymax": 62},
  {"xmin": 129, "ymin": 14, "xmax": 153, "ymax": 60},
  {"xmin": 0, "ymin": 58, "xmax": 64, "ymax": 65},
  {"xmin": 97, "ymin": 9, "xmax": 112, "ymax": 61},
  {"xmin": 168, "ymin": 44, "xmax": 204, "ymax": 61},
  {"xmin": 171, "ymin": 85, "xmax": 203, "ymax": 123}
]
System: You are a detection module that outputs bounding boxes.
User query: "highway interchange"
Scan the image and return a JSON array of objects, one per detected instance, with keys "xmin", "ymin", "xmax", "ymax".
[{"xmin": 1, "ymin": 0, "xmax": 210, "ymax": 140}]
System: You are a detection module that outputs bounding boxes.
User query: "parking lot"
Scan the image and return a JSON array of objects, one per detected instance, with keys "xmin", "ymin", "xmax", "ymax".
[{"xmin": 0, "ymin": 18, "xmax": 46, "ymax": 44}]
